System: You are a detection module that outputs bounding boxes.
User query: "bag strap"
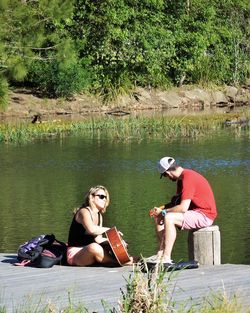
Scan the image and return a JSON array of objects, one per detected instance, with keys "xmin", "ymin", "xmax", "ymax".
[
  {"xmin": 14, "ymin": 259, "xmax": 32, "ymax": 266},
  {"xmin": 53, "ymin": 238, "xmax": 67, "ymax": 248},
  {"xmin": 85, "ymin": 207, "xmax": 102, "ymax": 226}
]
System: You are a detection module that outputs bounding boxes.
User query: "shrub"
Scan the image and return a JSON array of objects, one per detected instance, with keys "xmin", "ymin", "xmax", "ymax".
[
  {"xmin": 26, "ymin": 57, "xmax": 93, "ymax": 98},
  {"xmin": 0, "ymin": 76, "xmax": 8, "ymax": 111}
]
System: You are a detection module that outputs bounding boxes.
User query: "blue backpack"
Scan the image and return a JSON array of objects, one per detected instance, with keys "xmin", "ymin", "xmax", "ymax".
[{"xmin": 16, "ymin": 234, "xmax": 67, "ymax": 268}]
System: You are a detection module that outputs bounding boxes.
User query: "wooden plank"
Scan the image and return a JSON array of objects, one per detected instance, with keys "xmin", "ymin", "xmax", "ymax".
[{"xmin": 1, "ymin": 254, "xmax": 250, "ymax": 312}]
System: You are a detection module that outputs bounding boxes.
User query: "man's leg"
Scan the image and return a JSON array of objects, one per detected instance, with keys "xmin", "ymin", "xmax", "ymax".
[
  {"xmin": 154, "ymin": 215, "xmax": 165, "ymax": 257},
  {"xmin": 161, "ymin": 212, "xmax": 184, "ymax": 263}
]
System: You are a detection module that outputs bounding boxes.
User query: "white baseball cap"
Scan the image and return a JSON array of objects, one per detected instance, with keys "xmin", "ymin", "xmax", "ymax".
[{"xmin": 157, "ymin": 157, "xmax": 175, "ymax": 178}]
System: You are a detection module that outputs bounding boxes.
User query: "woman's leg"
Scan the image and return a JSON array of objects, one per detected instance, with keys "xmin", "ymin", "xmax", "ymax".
[{"xmin": 72, "ymin": 243, "xmax": 117, "ymax": 266}]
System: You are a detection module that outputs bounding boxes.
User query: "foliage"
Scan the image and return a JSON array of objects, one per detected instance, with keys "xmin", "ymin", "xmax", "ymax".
[
  {"xmin": 26, "ymin": 56, "xmax": 93, "ymax": 98},
  {"xmin": 165, "ymin": 0, "xmax": 250, "ymax": 86},
  {"xmin": 0, "ymin": 0, "xmax": 75, "ymax": 96},
  {"xmin": 0, "ymin": 0, "xmax": 249, "ymax": 103},
  {"xmin": 69, "ymin": 0, "xmax": 249, "ymax": 97},
  {"xmin": 0, "ymin": 75, "xmax": 8, "ymax": 111},
  {"xmin": 198, "ymin": 292, "xmax": 245, "ymax": 313},
  {"xmin": 71, "ymin": 0, "xmax": 175, "ymax": 99}
]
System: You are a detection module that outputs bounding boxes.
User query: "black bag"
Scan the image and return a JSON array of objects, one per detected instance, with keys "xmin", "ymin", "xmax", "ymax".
[
  {"xmin": 141, "ymin": 260, "xmax": 199, "ymax": 273},
  {"xmin": 16, "ymin": 234, "xmax": 67, "ymax": 268}
]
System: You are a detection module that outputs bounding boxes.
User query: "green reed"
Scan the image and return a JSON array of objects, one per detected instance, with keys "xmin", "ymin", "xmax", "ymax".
[{"xmin": 0, "ymin": 111, "xmax": 249, "ymax": 143}]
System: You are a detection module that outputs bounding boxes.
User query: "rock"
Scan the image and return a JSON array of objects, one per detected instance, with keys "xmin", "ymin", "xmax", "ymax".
[
  {"xmin": 245, "ymin": 78, "xmax": 250, "ymax": 87},
  {"xmin": 235, "ymin": 93, "xmax": 250, "ymax": 105},
  {"xmin": 224, "ymin": 86, "xmax": 238, "ymax": 101},
  {"xmin": 183, "ymin": 89, "xmax": 211, "ymax": 108},
  {"xmin": 211, "ymin": 91, "xmax": 228, "ymax": 107},
  {"xmin": 133, "ymin": 88, "xmax": 152, "ymax": 101},
  {"xmin": 156, "ymin": 91, "xmax": 183, "ymax": 109}
]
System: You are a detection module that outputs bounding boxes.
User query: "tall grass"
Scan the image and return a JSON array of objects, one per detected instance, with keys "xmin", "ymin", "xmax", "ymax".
[
  {"xmin": 115, "ymin": 263, "xmax": 176, "ymax": 312},
  {"xmin": 0, "ymin": 112, "xmax": 249, "ymax": 143}
]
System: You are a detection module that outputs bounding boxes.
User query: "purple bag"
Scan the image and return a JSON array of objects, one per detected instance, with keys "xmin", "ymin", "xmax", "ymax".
[{"xmin": 17, "ymin": 234, "xmax": 55, "ymax": 262}]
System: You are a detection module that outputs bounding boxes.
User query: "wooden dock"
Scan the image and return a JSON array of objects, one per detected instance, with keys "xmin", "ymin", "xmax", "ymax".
[{"xmin": 1, "ymin": 253, "xmax": 250, "ymax": 312}]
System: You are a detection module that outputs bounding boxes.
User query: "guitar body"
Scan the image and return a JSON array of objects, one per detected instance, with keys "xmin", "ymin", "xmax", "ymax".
[{"xmin": 106, "ymin": 227, "xmax": 130, "ymax": 266}]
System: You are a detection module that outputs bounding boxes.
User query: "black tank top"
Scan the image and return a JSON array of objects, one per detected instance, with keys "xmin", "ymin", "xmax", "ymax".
[{"xmin": 67, "ymin": 207, "xmax": 101, "ymax": 247}]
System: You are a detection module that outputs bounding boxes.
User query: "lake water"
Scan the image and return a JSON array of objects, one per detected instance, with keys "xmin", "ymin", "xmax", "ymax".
[{"xmin": 0, "ymin": 131, "xmax": 249, "ymax": 264}]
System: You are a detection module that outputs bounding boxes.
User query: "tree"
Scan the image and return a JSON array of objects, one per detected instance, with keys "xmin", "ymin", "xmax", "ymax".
[
  {"xmin": 0, "ymin": 0, "xmax": 74, "ymax": 106},
  {"xmin": 70, "ymin": 0, "xmax": 175, "ymax": 101}
]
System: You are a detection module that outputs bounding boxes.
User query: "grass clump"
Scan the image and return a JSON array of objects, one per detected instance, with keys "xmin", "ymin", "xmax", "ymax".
[
  {"xmin": 198, "ymin": 292, "xmax": 246, "ymax": 313},
  {"xmin": 116, "ymin": 263, "xmax": 174, "ymax": 313}
]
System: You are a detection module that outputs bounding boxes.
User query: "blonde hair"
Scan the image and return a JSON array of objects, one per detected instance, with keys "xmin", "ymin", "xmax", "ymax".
[{"xmin": 82, "ymin": 185, "xmax": 110, "ymax": 213}]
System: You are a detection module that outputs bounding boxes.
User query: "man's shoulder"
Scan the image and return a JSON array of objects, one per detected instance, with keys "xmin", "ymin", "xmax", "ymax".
[
  {"xmin": 183, "ymin": 168, "xmax": 198, "ymax": 175},
  {"xmin": 183, "ymin": 169, "xmax": 205, "ymax": 180}
]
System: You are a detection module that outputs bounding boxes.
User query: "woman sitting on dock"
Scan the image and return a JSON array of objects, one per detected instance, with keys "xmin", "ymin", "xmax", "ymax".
[{"xmin": 67, "ymin": 185, "xmax": 132, "ymax": 266}]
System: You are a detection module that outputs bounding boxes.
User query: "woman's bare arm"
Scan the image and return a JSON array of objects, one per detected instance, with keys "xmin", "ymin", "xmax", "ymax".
[{"xmin": 76, "ymin": 208, "xmax": 110, "ymax": 236}]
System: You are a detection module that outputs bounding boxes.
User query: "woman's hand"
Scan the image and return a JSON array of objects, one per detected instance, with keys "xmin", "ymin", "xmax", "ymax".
[
  {"xmin": 95, "ymin": 235, "xmax": 108, "ymax": 244},
  {"xmin": 118, "ymin": 230, "xmax": 124, "ymax": 237}
]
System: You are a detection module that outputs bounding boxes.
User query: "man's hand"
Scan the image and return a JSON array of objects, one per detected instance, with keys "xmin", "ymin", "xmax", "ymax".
[{"xmin": 149, "ymin": 207, "xmax": 162, "ymax": 218}]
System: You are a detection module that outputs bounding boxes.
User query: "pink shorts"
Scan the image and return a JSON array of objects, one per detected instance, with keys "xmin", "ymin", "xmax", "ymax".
[
  {"xmin": 67, "ymin": 247, "xmax": 83, "ymax": 265},
  {"xmin": 181, "ymin": 210, "xmax": 214, "ymax": 230}
]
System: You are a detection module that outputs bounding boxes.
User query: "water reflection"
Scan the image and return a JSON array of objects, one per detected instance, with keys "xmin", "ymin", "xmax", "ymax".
[{"xmin": 0, "ymin": 132, "xmax": 249, "ymax": 265}]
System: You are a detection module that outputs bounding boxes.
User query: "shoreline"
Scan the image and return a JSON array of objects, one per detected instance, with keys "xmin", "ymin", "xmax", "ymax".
[{"xmin": 1, "ymin": 84, "xmax": 249, "ymax": 121}]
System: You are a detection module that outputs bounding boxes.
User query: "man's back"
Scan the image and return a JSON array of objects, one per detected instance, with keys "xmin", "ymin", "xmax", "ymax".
[{"xmin": 178, "ymin": 169, "xmax": 217, "ymax": 220}]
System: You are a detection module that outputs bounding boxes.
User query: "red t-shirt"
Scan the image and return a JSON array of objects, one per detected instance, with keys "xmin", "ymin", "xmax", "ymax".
[{"xmin": 177, "ymin": 169, "xmax": 217, "ymax": 220}]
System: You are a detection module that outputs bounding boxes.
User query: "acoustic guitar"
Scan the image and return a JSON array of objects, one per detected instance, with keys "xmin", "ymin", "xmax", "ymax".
[{"xmin": 105, "ymin": 227, "xmax": 130, "ymax": 266}]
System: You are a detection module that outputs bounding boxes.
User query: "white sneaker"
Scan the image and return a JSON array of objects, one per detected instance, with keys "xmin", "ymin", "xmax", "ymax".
[
  {"xmin": 162, "ymin": 259, "xmax": 174, "ymax": 265},
  {"xmin": 146, "ymin": 255, "xmax": 158, "ymax": 262}
]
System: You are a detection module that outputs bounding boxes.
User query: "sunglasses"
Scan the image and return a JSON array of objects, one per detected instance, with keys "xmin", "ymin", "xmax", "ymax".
[{"xmin": 94, "ymin": 194, "xmax": 107, "ymax": 200}]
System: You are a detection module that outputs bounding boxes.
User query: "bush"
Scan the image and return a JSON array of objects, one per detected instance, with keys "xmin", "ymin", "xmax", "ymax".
[
  {"xmin": 0, "ymin": 76, "xmax": 8, "ymax": 111},
  {"xmin": 26, "ymin": 57, "xmax": 93, "ymax": 98}
]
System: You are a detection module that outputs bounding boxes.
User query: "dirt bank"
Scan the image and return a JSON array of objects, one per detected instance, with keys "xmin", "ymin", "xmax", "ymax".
[{"xmin": 1, "ymin": 83, "xmax": 250, "ymax": 121}]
